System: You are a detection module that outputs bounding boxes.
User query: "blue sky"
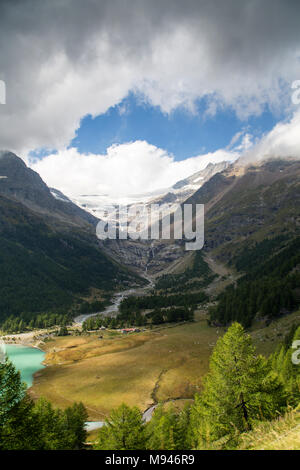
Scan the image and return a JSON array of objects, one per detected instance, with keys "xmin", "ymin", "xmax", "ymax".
[
  {"xmin": 14, "ymin": 1, "xmax": 299, "ymax": 199},
  {"xmin": 69, "ymin": 92, "xmax": 280, "ymax": 161}
]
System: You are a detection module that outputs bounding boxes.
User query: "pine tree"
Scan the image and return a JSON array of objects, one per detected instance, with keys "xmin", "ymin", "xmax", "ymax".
[
  {"xmin": 0, "ymin": 359, "xmax": 88, "ymax": 450},
  {"xmin": 0, "ymin": 357, "xmax": 26, "ymax": 427},
  {"xmin": 64, "ymin": 402, "xmax": 88, "ymax": 449},
  {"xmin": 146, "ymin": 405, "xmax": 177, "ymax": 450},
  {"xmin": 190, "ymin": 322, "xmax": 286, "ymax": 448},
  {"xmin": 95, "ymin": 403, "xmax": 146, "ymax": 450},
  {"xmin": 271, "ymin": 325, "xmax": 300, "ymax": 406},
  {"xmin": 146, "ymin": 403, "xmax": 192, "ymax": 450}
]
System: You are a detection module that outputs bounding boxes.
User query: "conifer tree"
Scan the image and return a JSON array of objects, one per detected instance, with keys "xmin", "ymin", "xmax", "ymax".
[
  {"xmin": 146, "ymin": 403, "xmax": 192, "ymax": 450},
  {"xmin": 271, "ymin": 325, "xmax": 300, "ymax": 405},
  {"xmin": 95, "ymin": 403, "xmax": 146, "ymax": 450},
  {"xmin": 0, "ymin": 357, "xmax": 26, "ymax": 427},
  {"xmin": 190, "ymin": 322, "xmax": 286, "ymax": 448}
]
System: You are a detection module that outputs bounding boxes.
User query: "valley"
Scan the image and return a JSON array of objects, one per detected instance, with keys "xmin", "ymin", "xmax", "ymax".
[
  {"xmin": 1, "ymin": 151, "xmax": 300, "ymax": 449},
  {"xmin": 24, "ymin": 306, "xmax": 300, "ymax": 422}
]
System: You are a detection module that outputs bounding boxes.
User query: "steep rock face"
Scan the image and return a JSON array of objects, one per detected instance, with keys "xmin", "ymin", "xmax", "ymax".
[
  {"xmin": 96, "ymin": 161, "xmax": 231, "ymax": 273},
  {"xmin": 151, "ymin": 160, "xmax": 230, "ymax": 206},
  {"xmin": 102, "ymin": 158, "xmax": 300, "ymax": 274},
  {"xmin": 172, "ymin": 161, "xmax": 230, "ymax": 191},
  {"xmin": 185, "ymin": 172, "xmax": 235, "ymax": 206},
  {"xmin": 99, "ymin": 238, "xmax": 185, "ymax": 275},
  {"xmin": 0, "ymin": 151, "xmax": 98, "ymax": 228}
]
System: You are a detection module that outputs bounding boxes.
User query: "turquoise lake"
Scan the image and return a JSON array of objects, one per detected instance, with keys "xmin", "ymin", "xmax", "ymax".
[{"xmin": 4, "ymin": 344, "xmax": 45, "ymax": 387}]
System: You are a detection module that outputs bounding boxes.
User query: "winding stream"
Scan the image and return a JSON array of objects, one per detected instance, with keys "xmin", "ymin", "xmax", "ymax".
[{"xmin": 74, "ymin": 274, "xmax": 155, "ymax": 325}]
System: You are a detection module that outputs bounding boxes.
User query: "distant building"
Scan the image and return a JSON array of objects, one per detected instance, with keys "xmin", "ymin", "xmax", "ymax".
[{"xmin": 121, "ymin": 328, "xmax": 140, "ymax": 334}]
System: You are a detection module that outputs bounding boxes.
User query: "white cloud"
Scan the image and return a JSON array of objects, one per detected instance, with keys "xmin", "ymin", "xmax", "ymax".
[
  {"xmin": 241, "ymin": 110, "xmax": 300, "ymax": 164},
  {"xmin": 29, "ymin": 141, "xmax": 238, "ymax": 199},
  {"xmin": 29, "ymin": 107, "xmax": 300, "ymax": 201},
  {"xmin": 0, "ymin": 1, "xmax": 300, "ymax": 154}
]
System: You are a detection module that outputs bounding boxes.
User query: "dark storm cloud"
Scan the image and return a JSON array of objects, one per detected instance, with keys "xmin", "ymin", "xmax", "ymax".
[{"xmin": 0, "ymin": 0, "xmax": 299, "ymax": 153}]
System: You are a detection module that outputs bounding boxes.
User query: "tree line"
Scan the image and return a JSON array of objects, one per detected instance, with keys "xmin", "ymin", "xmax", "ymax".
[
  {"xmin": 0, "ymin": 312, "xmax": 72, "ymax": 334},
  {"xmin": 119, "ymin": 291, "xmax": 207, "ymax": 316},
  {"xmin": 82, "ymin": 306, "xmax": 194, "ymax": 331}
]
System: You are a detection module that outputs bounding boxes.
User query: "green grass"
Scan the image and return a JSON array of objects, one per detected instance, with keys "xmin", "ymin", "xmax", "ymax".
[
  {"xmin": 238, "ymin": 407, "xmax": 300, "ymax": 450},
  {"xmin": 30, "ymin": 310, "xmax": 300, "ymax": 420},
  {"xmin": 31, "ymin": 317, "xmax": 223, "ymax": 419}
]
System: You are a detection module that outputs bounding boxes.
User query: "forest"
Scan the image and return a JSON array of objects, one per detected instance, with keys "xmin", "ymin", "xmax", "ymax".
[{"xmin": 209, "ymin": 236, "xmax": 300, "ymax": 327}]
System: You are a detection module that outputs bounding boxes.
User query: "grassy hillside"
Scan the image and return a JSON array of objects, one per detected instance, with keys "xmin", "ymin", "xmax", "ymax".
[
  {"xmin": 205, "ymin": 159, "xmax": 300, "ymax": 258},
  {"xmin": 239, "ymin": 407, "xmax": 300, "ymax": 450}
]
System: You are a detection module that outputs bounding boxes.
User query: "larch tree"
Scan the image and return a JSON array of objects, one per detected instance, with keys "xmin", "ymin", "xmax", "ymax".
[{"xmin": 190, "ymin": 322, "xmax": 286, "ymax": 448}]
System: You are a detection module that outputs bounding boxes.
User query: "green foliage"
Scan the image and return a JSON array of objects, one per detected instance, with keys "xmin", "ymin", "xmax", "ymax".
[
  {"xmin": 120, "ymin": 291, "xmax": 207, "ymax": 315},
  {"xmin": 0, "ymin": 357, "xmax": 26, "ymax": 427},
  {"xmin": 0, "ymin": 195, "xmax": 141, "ymax": 324},
  {"xmin": 0, "ymin": 357, "xmax": 88, "ymax": 450},
  {"xmin": 209, "ymin": 237, "xmax": 300, "ymax": 327},
  {"xmin": 270, "ymin": 325, "xmax": 300, "ymax": 406},
  {"xmin": 233, "ymin": 235, "xmax": 289, "ymax": 272},
  {"xmin": 189, "ymin": 323, "xmax": 286, "ymax": 448},
  {"xmin": 83, "ymin": 306, "xmax": 194, "ymax": 331},
  {"xmin": 32, "ymin": 398, "xmax": 88, "ymax": 450},
  {"xmin": 0, "ymin": 312, "xmax": 72, "ymax": 333},
  {"xmin": 155, "ymin": 251, "xmax": 216, "ymax": 292},
  {"xmin": 95, "ymin": 404, "xmax": 146, "ymax": 450},
  {"xmin": 146, "ymin": 404, "xmax": 192, "ymax": 450}
]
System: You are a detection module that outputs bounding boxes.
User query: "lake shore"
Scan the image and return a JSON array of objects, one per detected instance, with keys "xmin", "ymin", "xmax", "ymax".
[{"xmin": 1, "ymin": 329, "xmax": 52, "ymax": 350}]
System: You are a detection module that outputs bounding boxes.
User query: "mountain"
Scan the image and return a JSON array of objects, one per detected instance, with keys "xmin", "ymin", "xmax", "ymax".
[
  {"xmin": 70, "ymin": 160, "xmax": 230, "ymax": 220},
  {"xmin": 100, "ymin": 156, "xmax": 300, "ymax": 328},
  {"xmin": 185, "ymin": 157, "xmax": 300, "ymax": 327},
  {"xmin": 191, "ymin": 158, "xmax": 300, "ymax": 256},
  {"xmin": 94, "ymin": 161, "xmax": 231, "ymax": 273},
  {"xmin": 141, "ymin": 160, "xmax": 230, "ymax": 206},
  {"xmin": 0, "ymin": 151, "xmax": 98, "ymax": 228},
  {"xmin": 0, "ymin": 151, "xmax": 142, "ymax": 324}
]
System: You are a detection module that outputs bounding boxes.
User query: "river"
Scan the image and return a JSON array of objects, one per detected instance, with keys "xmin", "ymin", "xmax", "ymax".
[
  {"xmin": 3, "ymin": 274, "xmax": 156, "ymax": 431},
  {"xmin": 74, "ymin": 274, "xmax": 155, "ymax": 325}
]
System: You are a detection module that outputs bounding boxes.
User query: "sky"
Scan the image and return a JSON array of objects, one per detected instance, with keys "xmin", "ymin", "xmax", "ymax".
[{"xmin": 0, "ymin": 0, "xmax": 300, "ymax": 198}]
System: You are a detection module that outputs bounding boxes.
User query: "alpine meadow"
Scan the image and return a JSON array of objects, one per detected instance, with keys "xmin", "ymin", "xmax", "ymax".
[{"xmin": 1, "ymin": 0, "xmax": 300, "ymax": 456}]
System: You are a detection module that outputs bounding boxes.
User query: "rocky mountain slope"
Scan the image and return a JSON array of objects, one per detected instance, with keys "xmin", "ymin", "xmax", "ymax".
[
  {"xmin": 99, "ymin": 157, "xmax": 300, "ymax": 329},
  {"xmin": 0, "ymin": 151, "xmax": 98, "ymax": 228},
  {"xmin": 98, "ymin": 161, "xmax": 230, "ymax": 274},
  {"xmin": 196, "ymin": 158, "xmax": 300, "ymax": 259},
  {"xmin": 99, "ymin": 158, "xmax": 300, "ymax": 275},
  {"xmin": 0, "ymin": 151, "xmax": 142, "ymax": 323}
]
